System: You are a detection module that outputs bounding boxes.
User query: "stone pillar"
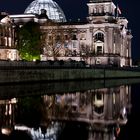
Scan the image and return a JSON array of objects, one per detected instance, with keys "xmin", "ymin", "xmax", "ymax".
[
  {"xmin": 115, "ymin": 29, "xmax": 121, "ymax": 55},
  {"xmin": 104, "ymin": 27, "xmax": 108, "ymax": 54},
  {"xmin": 128, "ymin": 40, "xmax": 131, "ymax": 58},
  {"xmin": 108, "ymin": 28, "xmax": 113, "ymax": 54},
  {"xmin": 87, "ymin": 28, "xmax": 93, "ymax": 51}
]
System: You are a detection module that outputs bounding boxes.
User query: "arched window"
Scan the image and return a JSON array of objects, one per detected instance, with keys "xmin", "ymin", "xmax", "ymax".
[{"xmin": 94, "ymin": 32, "xmax": 104, "ymax": 42}]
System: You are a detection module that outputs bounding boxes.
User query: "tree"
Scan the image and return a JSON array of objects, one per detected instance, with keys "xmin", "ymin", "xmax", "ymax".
[
  {"xmin": 18, "ymin": 22, "xmax": 41, "ymax": 61},
  {"xmin": 41, "ymin": 21, "xmax": 66, "ymax": 60},
  {"xmin": 40, "ymin": 21, "xmax": 76, "ymax": 60}
]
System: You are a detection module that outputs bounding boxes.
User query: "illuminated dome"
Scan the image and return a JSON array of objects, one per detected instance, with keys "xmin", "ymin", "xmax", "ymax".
[{"xmin": 24, "ymin": 0, "xmax": 66, "ymax": 22}]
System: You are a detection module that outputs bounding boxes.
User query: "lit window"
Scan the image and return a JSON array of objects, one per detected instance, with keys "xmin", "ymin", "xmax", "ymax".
[
  {"xmin": 80, "ymin": 34, "xmax": 86, "ymax": 40},
  {"xmin": 73, "ymin": 41, "xmax": 77, "ymax": 48}
]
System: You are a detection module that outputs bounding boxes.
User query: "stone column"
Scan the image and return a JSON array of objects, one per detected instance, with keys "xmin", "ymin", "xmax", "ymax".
[
  {"xmin": 104, "ymin": 27, "xmax": 108, "ymax": 54},
  {"xmin": 108, "ymin": 28, "xmax": 113, "ymax": 54}
]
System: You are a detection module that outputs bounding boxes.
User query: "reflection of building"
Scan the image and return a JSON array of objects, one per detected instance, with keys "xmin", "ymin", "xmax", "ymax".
[
  {"xmin": 0, "ymin": 83, "xmax": 132, "ymax": 140},
  {"xmin": 0, "ymin": 0, "xmax": 132, "ymax": 67},
  {"xmin": 43, "ymin": 85, "xmax": 131, "ymax": 140},
  {"xmin": 0, "ymin": 98, "xmax": 17, "ymax": 129}
]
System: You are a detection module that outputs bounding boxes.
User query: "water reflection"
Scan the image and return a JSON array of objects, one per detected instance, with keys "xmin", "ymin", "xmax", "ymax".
[
  {"xmin": 42, "ymin": 85, "xmax": 131, "ymax": 140},
  {"xmin": 0, "ymin": 82, "xmax": 132, "ymax": 140}
]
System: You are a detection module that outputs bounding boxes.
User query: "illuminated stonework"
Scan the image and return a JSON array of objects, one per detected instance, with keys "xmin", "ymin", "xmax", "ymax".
[
  {"xmin": 24, "ymin": 0, "xmax": 66, "ymax": 22},
  {"xmin": 0, "ymin": 0, "xmax": 132, "ymax": 66}
]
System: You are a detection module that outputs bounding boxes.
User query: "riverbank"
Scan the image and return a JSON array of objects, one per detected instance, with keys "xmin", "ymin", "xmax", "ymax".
[
  {"xmin": 1, "ymin": 78, "xmax": 140, "ymax": 99},
  {"xmin": 0, "ymin": 61, "xmax": 140, "ymax": 83}
]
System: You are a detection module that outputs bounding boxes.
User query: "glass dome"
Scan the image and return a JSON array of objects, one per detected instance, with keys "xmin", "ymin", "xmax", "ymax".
[{"xmin": 24, "ymin": 0, "xmax": 66, "ymax": 22}]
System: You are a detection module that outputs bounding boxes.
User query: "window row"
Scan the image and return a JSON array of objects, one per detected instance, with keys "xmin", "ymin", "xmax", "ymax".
[{"xmin": 46, "ymin": 34, "xmax": 87, "ymax": 41}]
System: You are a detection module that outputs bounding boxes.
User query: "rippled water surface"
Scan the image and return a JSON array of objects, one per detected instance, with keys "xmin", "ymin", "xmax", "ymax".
[{"xmin": 0, "ymin": 79, "xmax": 140, "ymax": 140}]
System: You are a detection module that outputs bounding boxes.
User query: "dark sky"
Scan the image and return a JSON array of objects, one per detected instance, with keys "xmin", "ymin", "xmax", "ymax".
[{"xmin": 0, "ymin": 0, "xmax": 139, "ymax": 60}]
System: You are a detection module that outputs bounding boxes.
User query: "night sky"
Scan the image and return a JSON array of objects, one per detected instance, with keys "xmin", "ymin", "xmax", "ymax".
[{"xmin": 0, "ymin": 0, "xmax": 139, "ymax": 61}]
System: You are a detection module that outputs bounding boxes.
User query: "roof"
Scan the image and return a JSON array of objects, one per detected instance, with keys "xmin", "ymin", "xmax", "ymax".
[{"xmin": 24, "ymin": 0, "xmax": 66, "ymax": 22}]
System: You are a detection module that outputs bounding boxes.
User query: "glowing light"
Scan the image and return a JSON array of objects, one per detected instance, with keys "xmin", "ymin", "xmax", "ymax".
[{"xmin": 1, "ymin": 128, "xmax": 12, "ymax": 135}]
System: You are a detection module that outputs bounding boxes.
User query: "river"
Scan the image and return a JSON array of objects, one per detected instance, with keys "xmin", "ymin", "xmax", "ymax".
[{"xmin": 0, "ymin": 79, "xmax": 139, "ymax": 140}]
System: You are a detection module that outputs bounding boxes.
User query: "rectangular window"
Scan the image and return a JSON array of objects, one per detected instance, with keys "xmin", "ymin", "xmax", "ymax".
[
  {"xmin": 73, "ymin": 41, "xmax": 77, "ymax": 48},
  {"xmin": 80, "ymin": 34, "xmax": 86, "ymax": 40},
  {"xmin": 97, "ymin": 46, "xmax": 102, "ymax": 54}
]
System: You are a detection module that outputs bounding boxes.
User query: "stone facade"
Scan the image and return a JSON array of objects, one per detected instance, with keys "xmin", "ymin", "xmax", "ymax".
[
  {"xmin": 40, "ymin": 0, "xmax": 132, "ymax": 67},
  {"xmin": 0, "ymin": 0, "xmax": 132, "ymax": 67}
]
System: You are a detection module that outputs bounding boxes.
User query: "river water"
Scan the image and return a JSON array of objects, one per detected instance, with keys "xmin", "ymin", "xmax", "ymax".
[{"xmin": 0, "ymin": 79, "xmax": 140, "ymax": 140}]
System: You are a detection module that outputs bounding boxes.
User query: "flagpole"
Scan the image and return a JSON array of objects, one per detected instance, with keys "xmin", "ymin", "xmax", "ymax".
[{"xmin": 116, "ymin": 4, "xmax": 119, "ymax": 18}]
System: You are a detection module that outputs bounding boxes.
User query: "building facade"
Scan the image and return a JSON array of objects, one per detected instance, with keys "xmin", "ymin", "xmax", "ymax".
[{"xmin": 0, "ymin": 0, "xmax": 132, "ymax": 67}]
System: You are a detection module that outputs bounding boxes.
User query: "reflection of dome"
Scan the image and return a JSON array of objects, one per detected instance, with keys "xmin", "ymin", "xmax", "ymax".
[{"xmin": 24, "ymin": 0, "xmax": 66, "ymax": 22}]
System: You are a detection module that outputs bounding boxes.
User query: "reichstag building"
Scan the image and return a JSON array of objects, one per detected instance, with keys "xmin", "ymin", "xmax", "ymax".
[{"xmin": 0, "ymin": 0, "xmax": 132, "ymax": 67}]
